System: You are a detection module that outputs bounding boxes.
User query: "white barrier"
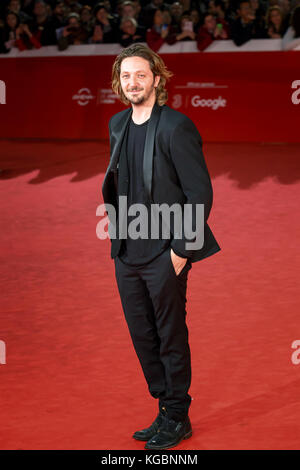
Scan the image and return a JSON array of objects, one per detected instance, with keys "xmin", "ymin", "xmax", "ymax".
[{"xmin": 0, "ymin": 38, "xmax": 295, "ymax": 59}]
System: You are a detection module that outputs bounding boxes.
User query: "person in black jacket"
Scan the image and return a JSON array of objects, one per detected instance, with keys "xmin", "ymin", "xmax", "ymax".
[
  {"xmin": 57, "ymin": 12, "xmax": 89, "ymax": 50},
  {"xmin": 102, "ymin": 43, "xmax": 221, "ymax": 450},
  {"xmin": 118, "ymin": 16, "xmax": 146, "ymax": 47},
  {"xmin": 0, "ymin": 10, "xmax": 19, "ymax": 53},
  {"xmin": 89, "ymin": 1, "xmax": 118, "ymax": 43},
  {"xmin": 29, "ymin": 0, "xmax": 58, "ymax": 46},
  {"xmin": 230, "ymin": 0, "xmax": 266, "ymax": 45}
]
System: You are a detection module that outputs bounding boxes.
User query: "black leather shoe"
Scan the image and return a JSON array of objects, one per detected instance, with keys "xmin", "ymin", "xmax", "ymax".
[
  {"xmin": 144, "ymin": 414, "xmax": 192, "ymax": 449},
  {"xmin": 132, "ymin": 411, "xmax": 164, "ymax": 441}
]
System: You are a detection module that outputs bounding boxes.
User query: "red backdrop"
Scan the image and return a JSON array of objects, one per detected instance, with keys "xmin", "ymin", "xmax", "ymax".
[{"xmin": 0, "ymin": 50, "xmax": 299, "ymax": 142}]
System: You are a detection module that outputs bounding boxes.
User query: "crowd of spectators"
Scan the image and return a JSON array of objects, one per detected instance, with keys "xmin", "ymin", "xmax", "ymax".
[{"xmin": 0, "ymin": 0, "xmax": 300, "ymax": 53}]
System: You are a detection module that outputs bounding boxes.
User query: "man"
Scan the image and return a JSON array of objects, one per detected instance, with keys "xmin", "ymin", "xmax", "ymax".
[
  {"xmin": 102, "ymin": 43, "xmax": 221, "ymax": 450},
  {"xmin": 30, "ymin": 0, "xmax": 58, "ymax": 46},
  {"xmin": 6, "ymin": 0, "xmax": 32, "ymax": 24},
  {"xmin": 197, "ymin": 13, "xmax": 230, "ymax": 51},
  {"xmin": 230, "ymin": 0, "xmax": 266, "ymax": 46},
  {"xmin": 118, "ymin": 16, "xmax": 146, "ymax": 47}
]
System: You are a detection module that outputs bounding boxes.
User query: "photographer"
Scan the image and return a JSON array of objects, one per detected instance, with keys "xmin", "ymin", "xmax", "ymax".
[
  {"xmin": 15, "ymin": 21, "xmax": 42, "ymax": 50},
  {"xmin": 56, "ymin": 12, "xmax": 89, "ymax": 50},
  {"xmin": 175, "ymin": 13, "xmax": 197, "ymax": 41},
  {"xmin": 197, "ymin": 12, "xmax": 230, "ymax": 51}
]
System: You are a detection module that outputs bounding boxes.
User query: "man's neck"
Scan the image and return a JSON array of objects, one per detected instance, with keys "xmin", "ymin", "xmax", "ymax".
[{"xmin": 131, "ymin": 99, "xmax": 156, "ymax": 125}]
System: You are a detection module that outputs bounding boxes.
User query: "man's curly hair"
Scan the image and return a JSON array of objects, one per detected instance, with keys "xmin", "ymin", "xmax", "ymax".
[{"xmin": 111, "ymin": 43, "xmax": 174, "ymax": 106}]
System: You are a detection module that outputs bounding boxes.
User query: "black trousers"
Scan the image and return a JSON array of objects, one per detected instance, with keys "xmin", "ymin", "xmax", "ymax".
[{"xmin": 114, "ymin": 245, "xmax": 193, "ymax": 422}]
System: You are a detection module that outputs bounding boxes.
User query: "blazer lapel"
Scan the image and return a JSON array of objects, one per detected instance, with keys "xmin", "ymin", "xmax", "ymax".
[
  {"xmin": 143, "ymin": 101, "xmax": 163, "ymax": 203},
  {"xmin": 103, "ymin": 101, "xmax": 163, "ymax": 204},
  {"xmin": 107, "ymin": 107, "xmax": 133, "ymax": 175}
]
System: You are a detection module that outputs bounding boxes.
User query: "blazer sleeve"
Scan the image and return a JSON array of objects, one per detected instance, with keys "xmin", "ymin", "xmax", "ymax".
[{"xmin": 169, "ymin": 117, "xmax": 213, "ymax": 258}]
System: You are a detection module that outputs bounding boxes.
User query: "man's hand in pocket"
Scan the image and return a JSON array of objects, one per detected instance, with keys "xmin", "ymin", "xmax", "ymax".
[{"xmin": 170, "ymin": 248, "xmax": 187, "ymax": 276}]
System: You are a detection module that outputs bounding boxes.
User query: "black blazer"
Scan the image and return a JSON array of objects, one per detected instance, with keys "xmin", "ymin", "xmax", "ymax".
[{"xmin": 102, "ymin": 101, "xmax": 221, "ymax": 263}]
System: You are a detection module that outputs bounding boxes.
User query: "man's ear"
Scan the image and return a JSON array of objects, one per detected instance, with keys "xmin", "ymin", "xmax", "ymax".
[{"xmin": 155, "ymin": 75, "xmax": 161, "ymax": 88}]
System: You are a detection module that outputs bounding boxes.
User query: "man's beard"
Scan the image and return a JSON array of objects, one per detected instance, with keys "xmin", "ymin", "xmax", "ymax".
[{"xmin": 125, "ymin": 82, "xmax": 155, "ymax": 105}]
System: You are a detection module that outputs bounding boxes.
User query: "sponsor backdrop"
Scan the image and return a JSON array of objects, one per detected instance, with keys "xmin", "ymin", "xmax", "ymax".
[{"xmin": 0, "ymin": 51, "xmax": 299, "ymax": 142}]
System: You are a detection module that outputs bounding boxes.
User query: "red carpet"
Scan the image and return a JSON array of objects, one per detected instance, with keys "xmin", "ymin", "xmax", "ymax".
[{"xmin": 0, "ymin": 139, "xmax": 299, "ymax": 449}]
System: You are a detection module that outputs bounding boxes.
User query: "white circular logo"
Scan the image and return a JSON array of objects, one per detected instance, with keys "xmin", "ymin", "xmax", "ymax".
[{"xmin": 72, "ymin": 88, "xmax": 95, "ymax": 106}]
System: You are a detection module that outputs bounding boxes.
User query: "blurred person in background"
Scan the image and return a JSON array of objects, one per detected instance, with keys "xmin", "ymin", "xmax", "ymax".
[
  {"xmin": 146, "ymin": 6, "xmax": 177, "ymax": 51},
  {"xmin": 169, "ymin": 1, "xmax": 183, "ymax": 27},
  {"xmin": 282, "ymin": 4, "xmax": 300, "ymax": 48},
  {"xmin": 80, "ymin": 4, "xmax": 93, "ymax": 35},
  {"xmin": 277, "ymin": 0, "xmax": 292, "ymax": 29},
  {"xmin": 56, "ymin": 11, "xmax": 88, "ymax": 49},
  {"xmin": 0, "ymin": 10, "xmax": 20, "ymax": 52},
  {"xmin": 121, "ymin": 0, "xmax": 137, "ymax": 20},
  {"xmin": 140, "ymin": 0, "xmax": 165, "ymax": 28},
  {"xmin": 30, "ymin": 0, "xmax": 57, "ymax": 45},
  {"xmin": 230, "ymin": 0, "xmax": 267, "ymax": 46},
  {"xmin": 15, "ymin": 20, "xmax": 42, "ymax": 49},
  {"xmin": 21, "ymin": 0, "xmax": 37, "ymax": 16},
  {"xmin": 51, "ymin": 1, "xmax": 67, "ymax": 30},
  {"xmin": 118, "ymin": 16, "xmax": 146, "ymax": 47},
  {"xmin": 130, "ymin": 0, "xmax": 147, "ymax": 27},
  {"xmin": 265, "ymin": 5, "xmax": 287, "ymax": 37},
  {"xmin": 102, "ymin": 0, "xmax": 118, "ymax": 19},
  {"xmin": 190, "ymin": 6, "xmax": 202, "ymax": 31},
  {"xmin": 249, "ymin": 0, "xmax": 267, "ymax": 30},
  {"xmin": 64, "ymin": 1, "xmax": 83, "ymax": 15},
  {"xmin": 89, "ymin": 2, "xmax": 118, "ymax": 43},
  {"xmin": 119, "ymin": 0, "xmax": 147, "ymax": 27},
  {"xmin": 179, "ymin": 0, "xmax": 193, "ymax": 10},
  {"xmin": 197, "ymin": 12, "xmax": 230, "ymax": 50},
  {"xmin": 6, "ymin": 0, "xmax": 32, "ymax": 23},
  {"xmin": 162, "ymin": 8, "xmax": 173, "ymax": 26},
  {"xmin": 174, "ymin": 11, "xmax": 197, "ymax": 41},
  {"xmin": 208, "ymin": 0, "xmax": 227, "ymax": 20}
]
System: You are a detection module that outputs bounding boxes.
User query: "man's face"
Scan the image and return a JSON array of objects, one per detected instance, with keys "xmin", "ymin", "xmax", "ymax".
[
  {"xmin": 103, "ymin": 0, "xmax": 111, "ymax": 10},
  {"xmin": 122, "ymin": 5, "xmax": 135, "ymax": 18},
  {"xmin": 239, "ymin": 2, "xmax": 251, "ymax": 19},
  {"xmin": 204, "ymin": 15, "xmax": 216, "ymax": 31},
  {"xmin": 208, "ymin": 0, "xmax": 217, "ymax": 14},
  {"xmin": 7, "ymin": 13, "xmax": 17, "ymax": 29},
  {"xmin": 120, "ymin": 56, "xmax": 160, "ymax": 106},
  {"xmin": 68, "ymin": 17, "xmax": 79, "ymax": 27},
  {"xmin": 250, "ymin": 0, "xmax": 259, "ymax": 9},
  {"xmin": 9, "ymin": 0, "xmax": 20, "ymax": 13},
  {"xmin": 96, "ymin": 8, "xmax": 107, "ymax": 22},
  {"xmin": 154, "ymin": 9, "xmax": 163, "ymax": 25},
  {"xmin": 55, "ymin": 3, "xmax": 65, "ymax": 16},
  {"xmin": 190, "ymin": 9, "xmax": 200, "ymax": 24},
  {"xmin": 34, "ymin": 2, "xmax": 47, "ymax": 16},
  {"xmin": 170, "ymin": 2, "xmax": 183, "ymax": 18},
  {"xmin": 270, "ymin": 9, "xmax": 281, "ymax": 24},
  {"xmin": 81, "ymin": 9, "xmax": 91, "ymax": 22},
  {"xmin": 121, "ymin": 19, "xmax": 136, "ymax": 35}
]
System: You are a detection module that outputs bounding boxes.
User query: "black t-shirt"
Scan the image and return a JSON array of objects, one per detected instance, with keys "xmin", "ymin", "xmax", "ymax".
[{"xmin": 118, "ymin": 116, "xmax": 169, "ymax": 266}]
